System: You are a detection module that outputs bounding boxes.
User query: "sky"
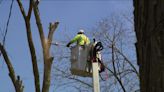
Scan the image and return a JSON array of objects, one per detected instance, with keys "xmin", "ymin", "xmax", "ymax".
[{"xmin": 0, "ymin": 0, "xmax": 133, "ymax": 92}]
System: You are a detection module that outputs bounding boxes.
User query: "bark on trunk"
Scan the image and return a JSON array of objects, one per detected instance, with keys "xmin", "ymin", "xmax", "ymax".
[{"xmin": 134, "ymin": 0, "xmax": 164, "ymax": 92}]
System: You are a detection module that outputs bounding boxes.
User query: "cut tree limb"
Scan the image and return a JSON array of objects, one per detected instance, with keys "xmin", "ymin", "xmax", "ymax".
[{"xmin": 0, "ymin": 43, "xmax": 24, "ymax": 92}]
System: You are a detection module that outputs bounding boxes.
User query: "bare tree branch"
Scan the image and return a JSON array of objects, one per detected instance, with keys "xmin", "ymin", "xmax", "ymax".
[
  {"xmin": 0, "ymin": 1, "xmax": 24, "ymax": 91},
  {"xmin": 31, "ymin": 1, "xmax": 59, "ymax": 92},
  {"xmin": 111, "ymin": 43, "xmax": 126, "ymax": 92},
  {"xmin": 114, "ymin": 47, "xmax": 139, "ymax": 77},
  {"xmin": 25, "ymin": 19, "xmax": 41, "ymax": 92},
  {"xmin": 91, "ymin": 16, "xmax": 139, "ymax": 91},
  {"xmin": 17, "ymin": 0, "xmax": 26, "ymax": 19},
  {"xmin": 0, "ymin": 43, "xmax": 24, "ymax": 92},
  {"xmin": 105, "ymin": 65, "xmax": 127, "ymax": 92},
  {"xmin": 68, "ymin": 77, "xmax": 93, "ymax": 88},
  {"xmin": 54, "ymin": 67, "xmax": 93, "ymax": 88},
  {"xmin": 31, "ymin": 0, "xmax": 46, "ymax": 50},
  {"xmin": 48, "ymin": 22, "xmax": 59, "ymax": 49},
  {"xmin": 17, "ymin": 1, "xmax": 40, "ymax": 92},
  {"xmin": 27, "ymin": 0, "xmax": 33, "ymax": 20}
]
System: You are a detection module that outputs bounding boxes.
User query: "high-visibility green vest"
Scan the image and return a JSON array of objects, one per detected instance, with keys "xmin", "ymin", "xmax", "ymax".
[{"xmin": 70, "ymin": 34, "xmax": 90, "ymax": 45}]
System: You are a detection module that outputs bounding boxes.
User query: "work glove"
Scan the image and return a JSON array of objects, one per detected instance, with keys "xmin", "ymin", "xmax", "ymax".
[{"xmin": 66, "ymin": 42, "xmax": 71, "ymax": 47}]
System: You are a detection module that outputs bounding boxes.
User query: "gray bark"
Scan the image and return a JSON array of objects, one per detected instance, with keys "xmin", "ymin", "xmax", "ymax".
[{"xmin": 134, "ymin": 0, "xmax": 164, "ymax": 92}]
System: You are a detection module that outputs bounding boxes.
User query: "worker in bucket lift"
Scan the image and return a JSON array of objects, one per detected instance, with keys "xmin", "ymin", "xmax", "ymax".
[
  {"xmin": 66, "ymin": 29, "xmax": 91, "ymax": 73},
  {"xmin": 66, "ymin": 29, "xmax": 90, "ymax": 47}
]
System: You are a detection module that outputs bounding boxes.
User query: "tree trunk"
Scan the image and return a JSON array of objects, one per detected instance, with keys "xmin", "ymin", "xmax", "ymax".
[{"xmin": 134, "ymin": 0, "xmax": 164, "ymax": 92}]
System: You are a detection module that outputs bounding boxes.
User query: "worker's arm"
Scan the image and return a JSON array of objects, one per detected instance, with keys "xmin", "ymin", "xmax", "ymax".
[
  {"xmin": 66, "ymin": 35, "xmax": 80, "ymax": 47},
  {"xmin": 70, "ymin": 35, "xmax": 80, "ymax": 44}
]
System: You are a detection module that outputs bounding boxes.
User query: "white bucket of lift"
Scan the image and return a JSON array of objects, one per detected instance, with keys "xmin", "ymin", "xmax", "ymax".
[{"xmin": 70, "ymin": 45, "xmax": 92, "ymax": 77}]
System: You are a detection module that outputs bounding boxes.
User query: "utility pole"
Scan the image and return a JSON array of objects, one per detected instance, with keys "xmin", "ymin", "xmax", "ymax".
[{"xmin": 92, "ymin": 62, "xmax": 100, "ymax": 92}]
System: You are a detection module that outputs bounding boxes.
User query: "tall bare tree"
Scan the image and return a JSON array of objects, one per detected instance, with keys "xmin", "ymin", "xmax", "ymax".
[
  {"xmin": 0, "ymin": 0, "xmax": 59, "ymax": 92},
  {"xmin": 91, "ymin": 15, "xmax": 139, "ymax": 92}
]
